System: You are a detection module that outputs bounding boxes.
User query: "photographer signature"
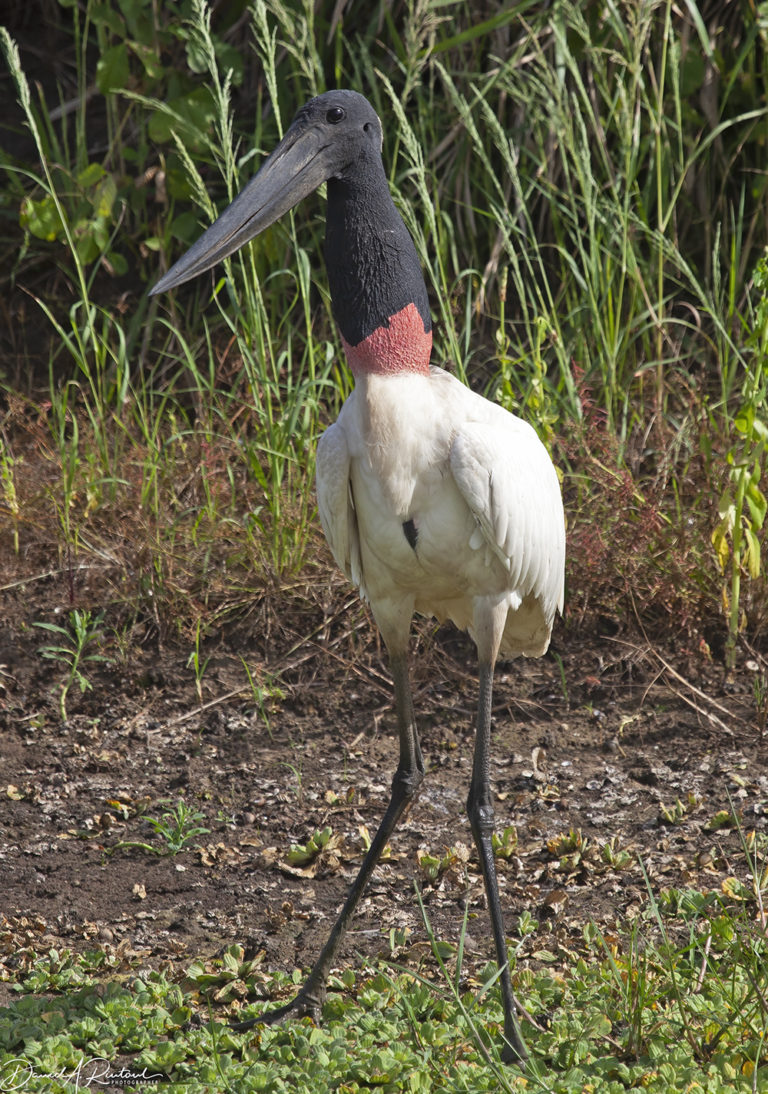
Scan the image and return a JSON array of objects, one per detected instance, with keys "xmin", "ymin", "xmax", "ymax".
[{"xmin": 0, "ymin": 1056, "xmax": 166, "ymax": 1091}]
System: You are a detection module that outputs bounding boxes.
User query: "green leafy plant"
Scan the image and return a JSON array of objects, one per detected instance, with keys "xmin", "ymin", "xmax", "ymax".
[
  {"xmin": 0, "ymin": 430, "xmax": 20, "ymax": 555},
  {"xmin": 659, "ymin": 792, "xmax": 702, "ymax": 825},
  {"xmin": 711, "ymin": 254, "xmax": 768, "ymax": 669},
  {"xmin": 186, "ymin": 943, "xmax": 265, "ymax": 1003},
  {"xmin": 601, "ymin": 835, "xmax": 635, "ymax": 870},
  {"xmin": 547, "ymin": 827, "xmax": 590, "ymax": 861},
  {"xmin": 34, "ymin": 609, "xmax": 110, "ymax": 720},
  {"xmin": 286, "ymin": 826, "xmax": 332, "ymax": 866},
  {"xmin": 19, "ymin": 161, "xmax": 126, "ymax": 274},
  {"xmin": 706, "ymin": 809, "xmax": 738, "ymax": 832},
  {"xmin": 3, "ymin": 875, "xmax": 768, "ymax": 1090},
  {"xmin": 145, "ymin": 799, "xmax": 210, "ymax": 855},
  {"xmin": 492, "ymin": 825, "xmax": 518, "ymax": 860},
  {"xmin": 417, "ymin": 843, "xmax": 467, "ymax": 882},
  {"xmin": 107, "ymin": 798, "xmax": 210, "ymax": 857}
]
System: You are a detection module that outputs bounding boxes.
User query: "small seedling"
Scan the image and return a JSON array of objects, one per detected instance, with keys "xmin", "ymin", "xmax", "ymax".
[
  {"xmin": 107, "ymin": 798, "xmax": 210, "ymax": 857},
  {"xmin": 546, "ymin": 827, "xmax": 603, "ymax": 874},
  {"xmin": 387, "ymin": 926, "xmax": 412, "ymax": 954},
  {"xmin": 492, "ymin": 824, "xmax": 519, "ymax": 860},
  {"xmin": 516, "ymin": 909, "xmax": 537, "ymax": 940},
  {"xmin": 280, "ymin": 758, "xmax": 304, "ymax": 803},
  {"xmin": 659, "ymin": 792, "xmax": 701, "ymax": 826},
  {"xmin": 146, "ymin": 799, "xmax": 210, "ymax": 854},
  {"xmin": 417, "ymin": 844, "xmax": 468, "ymax": 882},
  {"xmin": 705, "ymin": 809, "xmax": 737, "ymax": 832},
  {"xmin": 186, "ymin": 943, "xmax": 265, "ymax": 1002},
  {"xmin": 601, "ymin": 835, "xmax": 634, "ymax": 870},
  {"xmin": 287, "ymin": 826, "xmax": 332, "ymax": 866},
  {"xmin": 241, "ymin": 658, "xmax": 285, "ymax": 738},
  {"xmin": 547, "ymin": 827, "xmax": 589, "ymax": 857},
  {"xmin": 34, "ymin": 609, "xmax": 110, "ymax": 721},
  {"xmin": 359, "ymin": 824, "xmax": 391, "ymax": 860},
  {"xmin": 187, "ymin": 619, "xmax": 211, "ymax": 705}
]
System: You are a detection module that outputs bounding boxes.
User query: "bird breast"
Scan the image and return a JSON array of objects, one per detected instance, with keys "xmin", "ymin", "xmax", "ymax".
[{"xmin": 329, "ymin": 366, "xmax": 564, "ymax": 628}]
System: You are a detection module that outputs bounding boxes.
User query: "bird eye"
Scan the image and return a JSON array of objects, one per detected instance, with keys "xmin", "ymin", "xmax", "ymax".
[{"xmin": 326, "ymin": 107, "xmax": 345, "ymax": 124}]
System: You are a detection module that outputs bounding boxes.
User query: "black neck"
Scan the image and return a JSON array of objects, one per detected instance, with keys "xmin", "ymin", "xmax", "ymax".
[{"xmin": 324, "ymin": 162, "xmax": 431, "ymax": 347}]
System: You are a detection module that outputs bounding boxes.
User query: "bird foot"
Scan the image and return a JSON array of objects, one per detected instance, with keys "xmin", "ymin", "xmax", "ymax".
[
  {"xmin": 501, "ymin": 1040, "xmax": 528, "ymax": 1068},
  {"xmin": 500, "ymin": 1019, "xmax": 529, "ymax": 1068},
  {"xmin": 232, "ymin": 989, "xmax": 325, "ymax": 1033}
]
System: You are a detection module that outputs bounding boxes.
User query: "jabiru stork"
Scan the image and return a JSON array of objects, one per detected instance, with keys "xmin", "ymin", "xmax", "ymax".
[{"xmin": 151, "ymin": 89, "xmax": 565, "ymax": 1065}]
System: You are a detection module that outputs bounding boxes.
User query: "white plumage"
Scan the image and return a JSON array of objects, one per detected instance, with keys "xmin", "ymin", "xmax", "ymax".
[{"xmin": 317, "ymin": 365, "xmax": 565, "ymax": 661}]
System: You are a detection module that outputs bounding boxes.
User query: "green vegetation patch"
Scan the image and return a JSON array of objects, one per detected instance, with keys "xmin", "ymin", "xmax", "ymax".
[{"xmin": 2, "ymin": 879, "xmax": 766, "ymax": 1093}]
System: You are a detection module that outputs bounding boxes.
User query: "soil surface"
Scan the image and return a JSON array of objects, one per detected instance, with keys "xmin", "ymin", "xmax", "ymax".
[{"xmin": 1, "ymin": 560, "xmax": 766, "ymax": 1008}]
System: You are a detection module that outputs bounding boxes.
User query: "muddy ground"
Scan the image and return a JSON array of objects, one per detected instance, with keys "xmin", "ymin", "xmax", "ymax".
[{"xmin": 1, "ymin": 560, "xmax": 766, "ymax": 1008}]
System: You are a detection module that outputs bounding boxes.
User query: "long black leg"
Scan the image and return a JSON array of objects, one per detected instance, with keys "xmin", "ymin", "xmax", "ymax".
[
  {"xmin": 467, "ymin": 660, "xmax": 528, "ymax": 1065},
  {"xmin": 236, "ymin": 653, "xmax": 423, "ymax": 1029}
]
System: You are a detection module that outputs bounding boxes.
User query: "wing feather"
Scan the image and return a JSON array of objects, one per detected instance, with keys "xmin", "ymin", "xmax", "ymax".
[
  {"xmin": 315, "ymin": 422, "xmax": 363, "ymax": 593},
  {"xmin": 450, "ymin": 418, "xmax": 565, "ymax": 627}
]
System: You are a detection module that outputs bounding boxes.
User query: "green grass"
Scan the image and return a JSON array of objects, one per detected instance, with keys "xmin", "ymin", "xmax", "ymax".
[
  {"xmin": 1, "ymin": 874, "xmax": 766, "ymax": 1092},
  {"xmin": 1, "ymin": 0, "xmax": 767, "ymax": 647}
]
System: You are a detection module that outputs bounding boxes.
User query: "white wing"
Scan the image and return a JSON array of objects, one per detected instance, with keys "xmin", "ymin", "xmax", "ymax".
[
  {"xmin": 449, "ymin": 417, "xmax": 565, "ymax": 629},
  {"xmin": 315, "ymin": 421, "xmax": 363, "ymax": 594}
]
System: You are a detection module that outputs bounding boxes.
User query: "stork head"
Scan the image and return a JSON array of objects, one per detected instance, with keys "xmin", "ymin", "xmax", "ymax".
[{"xmin": 150, "ymin": 90, "xmax": 384, "ymax": 295}]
